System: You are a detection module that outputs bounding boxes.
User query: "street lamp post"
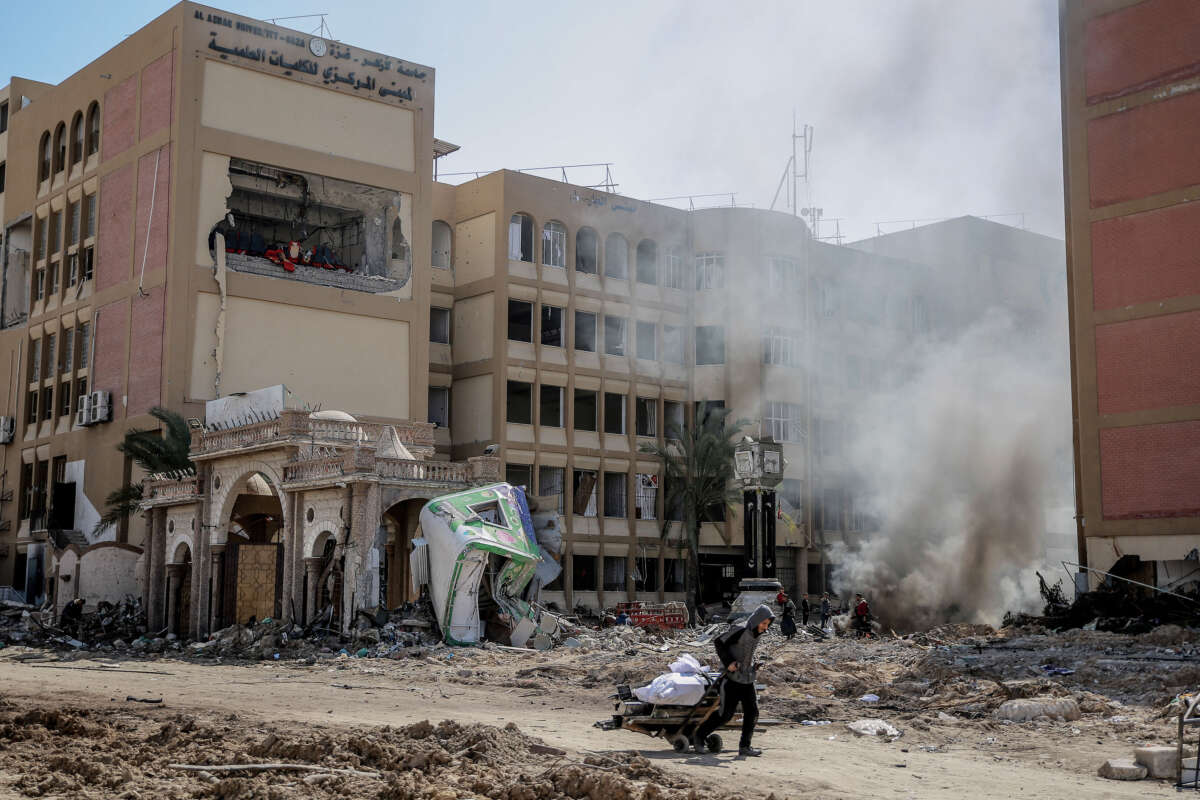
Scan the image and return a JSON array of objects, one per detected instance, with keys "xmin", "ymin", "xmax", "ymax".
[{"xmin": 732, "ymin": 436, "xmax": 785, "ymax": 605}]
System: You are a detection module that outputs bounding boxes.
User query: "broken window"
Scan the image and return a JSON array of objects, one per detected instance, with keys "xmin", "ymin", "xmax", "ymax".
[
  {"xmin": 766, "ymin": 401, "xmax": 804, "ymax": 443},
  {"xmin": 431, "ymin": 220, "xmax": 451, "ymax": 269},
  {"xmin": 540, "ymin": 385, "xmax": 563, "ymax": 427},
  {"xmin": 604, "ymin": 316, "xmax": 626, "ymax": 357},
  {"xmin": 604, "ymin": 233, "xmax": 628, "ymax": 280},
  {"xmin": 430, "ymin": 307, "xmax": 451, "ymax": 344},
  {"xmin": 538, "ymin": 466, "xmax": 565, "ymax": 514},
  {"xmin": 575, "ymin": 228, "xmax": 598, "ymax": 274},
  {"xmin": 508, "ymin": 213, "xmax": 533, "ymax": 262},
  {"xmin": 506, "ymin": 380, "xmax": 533, "ymax": 425},
  {"xmin": 507, "ymin": 299, "xmax": 533, "ymax": 342},
  {"xmin": 636, "ymin": 320, "xmax": 656, "ymax": 360},
  {"xmin": 428, "ymin": 387, "xmax": 449, "ymax": 428},
  {"xmin": 695, "ymin": 252, "xmax": 724, "ymax": 290},
  {"xmin": 604, "ymin": 472, "xmax": 627, "ymax": 518},
  {"xmin": 506, "ymin": 464, "xmax": 532, "ymax": 491},
  {"xmin": 635, "ymin": 398, "xmax": 657, "ymax": 437},
  {"xmin": 695, "ymin": 325, "xmax": 725, "ymax": 365},
  {"xmin": 541, "ymin": 305, "xmax": 563, "ymax": 347},
  {"xmin": 664, "ymin": 401, "xmax": 684, "ymax": 438},
  {"xmin": 636, "ymin": 554, "xmax": 657, "ymax": 591},
  {"xmin": 574, "ymin": 389, "xmax": 597, "ymax": 432},
  {"xmin": 662, "ymin": 325, "xmax": 684, "ymax": 364},
  {"xmin": 779, "ymin": 479, "xmax": 804, "ymax": 518},
  {"xmin": 572, "ymin": 554, "xmax": 597, "ymax": 589},
  {"xmin": 664, "ymin": 559, "xmax": 685, "ymax": 592},
  {"xmin": 574, "ymin": 311, "xmax": 596, "ymax": 352},
  {"xmin": 470, "ymin": 499, "xmax": 508, "ymax": 527},
  {"xmin": 542, "ymin": 220, "xmax": 566, "ymax": 268},
  {"xmin": 603, "ymin": 556, "xmax": 626, "ymax": 592},
  {"xmin": 604, "ymin": 392, "xmax": 625, "ymax": 435},
  {"xmin": 636, "ymin": 239, "xmax": 657, "ymax": 285},
  {"xmin": 635, "ymin": 474, "xmax": 658, "ymax": 520},
  {"xmin": 572, "ymin": 470, "xmax": 598, "ymax": 517}
]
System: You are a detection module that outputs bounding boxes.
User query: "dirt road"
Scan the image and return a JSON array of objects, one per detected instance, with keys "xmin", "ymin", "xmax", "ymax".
[{"xmin": 0, "ymin": 653, "xmax": 1176, "ymax": 799}]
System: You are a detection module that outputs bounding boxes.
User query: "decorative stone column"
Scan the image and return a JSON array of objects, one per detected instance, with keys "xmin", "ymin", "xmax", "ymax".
[
  {"xmin": 304, "ymin": 557, "xmax": 323, "ymax": 624},
  {"xmin": 165, "ymin": 563, "xmax": 185, "ymax": 636},
  {"xmin": 147, "ymin": 508, "xmax": 167, "ymax": 631},
  {"xmin": 210, "ymin": 545, "xmax": 225, "ymax": 632}
]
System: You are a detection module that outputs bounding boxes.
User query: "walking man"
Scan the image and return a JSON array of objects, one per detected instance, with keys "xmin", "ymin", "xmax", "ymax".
[
  {"xmin": 820, "ymin": 592, "xmax": 831, "ymax": 628},
  {"xmin": 693, "ymin": 604, "xmax": 775, "ymax": 757},
  {"xmin": 800, "ymin": 595, "xmax": 810, "ymax": 626}
]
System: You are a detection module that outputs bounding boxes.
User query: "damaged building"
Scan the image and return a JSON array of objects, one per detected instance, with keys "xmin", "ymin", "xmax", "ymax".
[{"xmin": 0, "ymin": 2, "xmax": 1071, "ymax": 630}]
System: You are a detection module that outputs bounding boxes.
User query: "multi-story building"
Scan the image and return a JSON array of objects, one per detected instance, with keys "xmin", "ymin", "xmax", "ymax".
[
  {"xmin": 0, "ymin": 3, "xmax": 1069, "ymax": 633},
  {"xmin": 1059, "ymin": 0, "xmax": 1200, "ymax": 591}
]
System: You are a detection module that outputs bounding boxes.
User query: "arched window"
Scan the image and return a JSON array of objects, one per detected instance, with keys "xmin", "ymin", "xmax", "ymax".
[
  {"xmin": 604, "ymin": 232, "xmax": 628, "ymax": 280},
  {"xmin": 542, "ymin": 220, "xmax": 566, "ymax": 268},
  {"xmin": 636, "ymin": 239, "xmax": 657, "ymax": 285},
  {"xmin": 52, "ymin": 122, "xmax": 66, "ymax": 175},
  {"xmin": 69, "ymin": 112, "xmax": 84, "ymax": 167},
  {"xmin": 575, "ymin": 227, "xmax": 598, "ymax": 274},
  {"xmin": 508, "ymin": 213, "xmax": 533, "ymax": 262},
  {"xmin": 38, "ymin": 131, "xmax": 51, "ymax": 182},
  {"xmin": 85, "ymin": 102, "xmax": 100, "ymax": 157},
  {"xmin": 431, "ymin": 220, "xmax": 451, "ymax": 269}
]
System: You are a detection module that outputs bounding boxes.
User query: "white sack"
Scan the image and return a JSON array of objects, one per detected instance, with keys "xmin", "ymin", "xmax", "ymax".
[{"xmin": 632, "ymin": 673, "xmax": 708, "ymax": 706}]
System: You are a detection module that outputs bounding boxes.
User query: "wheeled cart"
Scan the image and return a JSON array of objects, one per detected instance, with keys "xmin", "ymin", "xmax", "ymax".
[{"xmin": 595, "ymin": 673, "xmax": 727, "ymax": 753}]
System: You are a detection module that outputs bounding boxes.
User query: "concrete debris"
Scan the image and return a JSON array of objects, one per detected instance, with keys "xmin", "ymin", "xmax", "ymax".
[
  {"xmin": 0, "ymin": 596, "xmax": 147, "ymax": 651},
  {"xmin": 847, "ymin": 719, "xmax": 901, "ymax": 738},
  {"xmin": 1132, "ymin": 744, "xmax": 1178, "ymax": 779},
  {"xmin": 1096, "ymin": 757, "xmax": 1148, "ymax": 780},
  {"xmin": 994, "ymin": 698, "xmax": 1081, "ymax": 723}
]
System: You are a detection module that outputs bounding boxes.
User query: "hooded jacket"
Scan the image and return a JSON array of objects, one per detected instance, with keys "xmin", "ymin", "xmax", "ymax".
[{"xmin": 714, "ymin": 604, "xmax": 775, "ymax": 684}]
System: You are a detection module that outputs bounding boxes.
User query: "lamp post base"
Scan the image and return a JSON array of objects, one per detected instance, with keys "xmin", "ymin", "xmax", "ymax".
[{"xmin": 728, "ymin": 577, "xmax": 783, "ymax": 621}]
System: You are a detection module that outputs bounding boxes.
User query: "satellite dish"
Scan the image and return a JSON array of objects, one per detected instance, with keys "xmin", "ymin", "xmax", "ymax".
[{"xmin": 800, "ymin": 208, "xmax": 810, "ymax": 217}]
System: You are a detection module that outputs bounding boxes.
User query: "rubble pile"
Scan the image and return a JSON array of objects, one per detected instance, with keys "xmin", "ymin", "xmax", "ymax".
[
  {"xmin": 1004, "ymin": 573, "xmax": 1200, "ymax": 633},
  {"xmin": 0, "ymin": 597, "xmax": 146, "ymax": 651}
]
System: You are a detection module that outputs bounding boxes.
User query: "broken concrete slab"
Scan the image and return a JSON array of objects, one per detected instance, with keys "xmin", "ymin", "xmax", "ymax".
[
  {"xmin": 994, "ymin": 697, "xmax": 1080, "ymax": 723},
  {"xmin": 1133, "ymin": 745, "xmax": 1177, "ymax": 779},
  {"xmin": 1097, "ymin": 758, "xmax": 1147, "ymax": 781}
]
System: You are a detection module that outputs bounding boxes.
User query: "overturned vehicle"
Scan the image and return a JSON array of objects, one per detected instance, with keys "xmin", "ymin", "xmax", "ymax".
[{"xmin": 414, "ymin": 483, "xmax": 565, "ymax": 647}]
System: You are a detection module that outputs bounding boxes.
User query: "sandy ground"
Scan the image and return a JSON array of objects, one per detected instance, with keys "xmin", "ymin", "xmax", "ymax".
[{"xmin": 0, "ymin": 641, "xmax": 1181, "ymax": 800}]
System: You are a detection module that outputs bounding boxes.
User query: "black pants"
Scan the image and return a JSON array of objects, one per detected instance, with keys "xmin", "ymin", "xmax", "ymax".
[{"xmin": 696, "ymin": 679, "xmax": 758, "ymax": 749}]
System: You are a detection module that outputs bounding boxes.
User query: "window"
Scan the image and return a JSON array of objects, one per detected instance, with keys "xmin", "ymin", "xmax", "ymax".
[
  {"xmin": 541, "ymin": 305, "xmax": 563, "ymax": 347},
  {"xmin": 662, "ymin": 246, "xmax": 685, "ymax": 289},
  {"xmin": 539, "ymin": 385, "xmax": 563, "ymax": 427},
  {"xmin": 538, "ymin": 466, "xmax": 565, "ymax": 513},
  {"xmin": 68, "ymin": 201, "xmax": 80, "ymax": 247},
  {"xmin": 604, "ymin": 472, "xmax": 627, "ymax": 518},
  {"xmin": 428, "ymin": 387, "xmax": 449, "ymax": 428},
  {"xmin": 52, "ymin": 122, "xmax": 66, "ymax": 175},
  {"xmin": 635, "ymin": 473, "xmax": 658, "ymax": 520},
  {"xmin": 507, "ymin": 299, "xmax": 533, "ymax": 342},
  {"xmin": 635, "ymin": 397, "xmax": 656, "ymax": 437},
  {"xmin": 70, "ymin": 112, "xmax": 84, "ymax": 167},
  {"xmin": 49, "ymin": 210, "xmax": 62, "ymax": 255},
  {"xmin": 662, "ymin": 325, "xmax": 684, "ymax": 364},
  {"xmin": 766, "ymin": 401, "xmax": 805, "ymax": 443},
  {"xmin": 604, "ymin": 316, "xmax": 626, "ymax": 356},
  {"xmin": 431, "ymin": 220, "xmax": 451, "ymax": 268},
  {"xmin": 664, "ymin": 558, "xmax": 685, "ymax": 592},
  {"xmin": 429, "ymin": 307, "xmax": 451, "ymax": 344},
  {"xmin": 41, "ymin": 387, "xmax": 53, "ymax": 421},
  {"xmin": 18, "ymin": 462, "xmax": 32, "ymax": 519},
  {"xmin": 86, "ymin": 102, "xmax": 100, "ymax": 157},
  {"xmin": 26, "ymin": 390, "xmax": 38, "ymax": 425},
  {"xmin": 763, "ymin": 327, "xmax": 802, "ymax": 366},
  {"xmin": 664, "ymin": 401, "xmax": 684, "ymax": 438},
  {"xmin": 508, "ymin": 213, "xmax": 533, "ymax": 262},
  {"xmin": 603, "ymin": 556, "xmax": 626, "ymax": 592},
  {"xmin": 542, "ymin": 221, "xmax": 566, "ymax": 268},
  {"xmin": 573, "ymin": 389, "xmax": 597, "ymax": 431},
  {"xmin": 506, "ymin": 380, "xmax": 533, "ymax": 424},
  {"xmin": 635, "ymin": 552, "xmax": 658, "ymax": 591},
  {"xmin": 665, "ymin": 475, "xmax": 682, "ymax": 521},
  {"xmin": 33, "ymin": 269, "xmax": 44, "ymax": 301},
  {"xmin": 61, "ymin": 329, "xmax": 73, "ymax": 373},
  {"xmin": 821, "ymin": 488, "xmax": 842, "ymax": 531},
  {"xmin": 39, "ymin": 131, "xmax": 51, "ymax": 182},
  {"xmin": 574, "ymin": 311, "xmax": 596, "ymax": 352},
  {"xmin": 0, "ymin": 161, "xmax": 5, "ymax": 194},
  {"xmin": 816, "ymin": 417, "xmax": 837, "ymax": 459},
  {"xmin": 29, "ymin": 338, "xmax": 41, "ymax": 382},
  {"xmin": 506, "ymin": 463, "xmax": 532, "ymax": 490},
  {"xmin": 36, "ymin": 216, "xmax": 47, "ymax": 261},
  {"xmin": 0, "ymin": 102, "xmax": 7, "ymax": 134},
  {"xmin": 636, "ymin": 240, "xmax": 657, "ymax": 285},
  {"xmin": 779, "ymin": 479, "xmax": 804, "ymax": 519},
  {"xmin": 45, "ymin": 334, "xmax": 56, "ymax": 377},
  {"xmin": 82, "ymin": 246, "xmax": 94, "ymax": 281},
  {"xmin": 575, "ymin": 228, "xmax": 598, "ymax": 274},
  {"xmin": 84, "ymin": 194, "xmax": 96, "ymax": 238},
  {"xmin": 818, "ymin": 279, "xmax": 839, "ymax": 317},
  {"xmin": 572, "ymin": 554, "xmax": 597, "ymax": 590},
  {"xmin": 695, "ymin": 325, "xmax": 725, "ymax": 365},
  {"xmin": 572, "ymin": 469, "xmax": 598, "ymax": 517},
  {"xmin": 59, "ymin": 381, "xmax": 71, "ymax": 417},
  {"xmin": 768, "ymin": 256, "xmax": 801, "ymax": 291},
  {"xmin": 604, "ymin": 392, "xmax": 625, "ymax": 435},
  {"xmin": 635, "ymin": 320, "xmax": 656, "ymax": 361},
  {"xmin": 47, "ymin": 262, "xmax": 59, "ymax": 296},
  {"xmin": 78, "ymin": 322, "xmax": 91, "ymax": 367},
  {"xmin": 76, "ymin": 378, "xmax": 88, "ymax": 411},
  {"xmin": 604, "ymin": 233, "xmax": 628, "ymax": 280},
  {"xmin": 695, "ymin": 252, "xmax": 724, "ymax": 290}
]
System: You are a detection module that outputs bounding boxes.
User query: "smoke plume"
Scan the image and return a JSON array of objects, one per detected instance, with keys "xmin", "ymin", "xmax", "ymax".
[{"xmin": 832, "ymin": 310, "xmax": 1070, "ymax": 631}]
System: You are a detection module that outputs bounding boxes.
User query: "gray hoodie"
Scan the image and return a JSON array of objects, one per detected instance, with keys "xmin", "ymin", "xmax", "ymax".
[{"xmin": 714, "ymin": 604, "xmax": 775, "ymax": 684}]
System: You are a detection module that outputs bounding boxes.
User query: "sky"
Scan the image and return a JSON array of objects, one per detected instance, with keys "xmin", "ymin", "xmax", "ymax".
[{"xmin": 1, "ymin": 0, "xmax": 1065, "ymax": 243}]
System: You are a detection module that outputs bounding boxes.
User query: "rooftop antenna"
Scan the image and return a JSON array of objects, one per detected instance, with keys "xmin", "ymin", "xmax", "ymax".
[
  {"xmin": 266, "ymin": 13, "xmax": 334, "ymax": 41},
  {"xmin": 770, "ymin": 114, "xmax": 815, "ymax": 232}
]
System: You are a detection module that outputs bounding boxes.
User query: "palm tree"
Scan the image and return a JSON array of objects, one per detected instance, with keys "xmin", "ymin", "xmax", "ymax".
[
  {"xmin": 640, "ymin": 402, "xmax": 745, "ymax": 618},
  {"xmin": 94, "ymin": 406, "xmax": 193, "ymax": 536}
]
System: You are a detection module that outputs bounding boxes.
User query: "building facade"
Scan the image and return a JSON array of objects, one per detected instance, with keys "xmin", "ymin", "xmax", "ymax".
[{"xmin": 1060, "ymin": 0, "xmax": 1200, "ymax": 589}]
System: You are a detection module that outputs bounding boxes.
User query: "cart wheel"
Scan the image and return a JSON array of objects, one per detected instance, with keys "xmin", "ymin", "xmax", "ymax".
[
  {"xmin": 705, "ymin": 733, "xmax": 723, "ymax": 753},
  {"xmin": 670, "ymin": 734, "xmax": 690, "ymax": 753}
]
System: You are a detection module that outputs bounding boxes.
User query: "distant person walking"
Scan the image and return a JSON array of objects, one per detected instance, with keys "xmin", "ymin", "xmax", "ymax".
[
  {"xmin": 780, "ymin": 593, "xmax": 797, "ymax": 640},
  {"xmin": 820, "ymin": 593, "xmax": 831, "ymax": 628},
  {"xmin": 693, "ymin": 605, "xmax": 775, "ymax": 757},
  {"xmin": 853, "ymin": 593, "xmax": 873, "ymax": 638},
  {"xmin": 800, "ymin": 595, "xmax": 810, "ymax": 626}
]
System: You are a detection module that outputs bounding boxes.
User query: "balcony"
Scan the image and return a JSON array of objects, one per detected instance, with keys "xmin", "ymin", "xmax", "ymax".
[{"xmin": 191, "ymin": 409, "xmax": 435, "ymax": 459}]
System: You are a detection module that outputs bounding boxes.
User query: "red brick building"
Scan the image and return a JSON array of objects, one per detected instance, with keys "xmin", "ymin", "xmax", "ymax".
[{"xmin": 1060, "ymin": 0, "xmax": 1200, "ymax": 590}]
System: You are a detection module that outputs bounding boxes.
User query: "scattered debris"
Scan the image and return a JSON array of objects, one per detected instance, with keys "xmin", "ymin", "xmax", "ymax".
[
  {"xmin": 847, "ymin": 719, "xmax": 901, "ymax": 738},
  {"xmin": 1097, "ymin": 757, "xmax": 1148, "ymax": 780}
]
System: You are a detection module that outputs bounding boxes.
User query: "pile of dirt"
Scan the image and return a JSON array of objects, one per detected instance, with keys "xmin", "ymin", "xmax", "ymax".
[{"xmin": 0, "ymin": 702, "xmax": 755, "ymax": 800}]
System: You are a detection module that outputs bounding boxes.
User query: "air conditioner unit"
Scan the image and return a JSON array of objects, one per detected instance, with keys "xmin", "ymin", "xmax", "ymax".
[
  {"xmin": 0, "ymin": 416, "xmax": 14, "ymax": 444},
  {"xmin": 89, "ymin": 390, "xmax": 112, "ymax": 424},
  {"xmin": 75, "ymin": 396, "xmax": 92, "ymax": 428}
]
